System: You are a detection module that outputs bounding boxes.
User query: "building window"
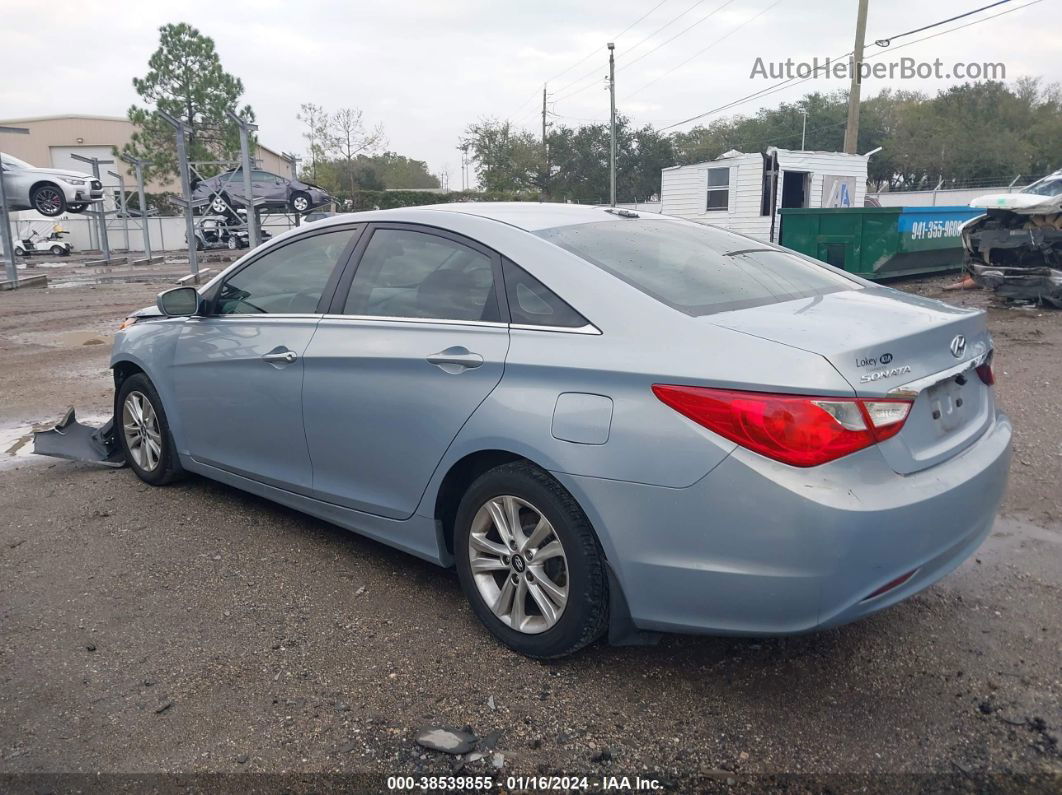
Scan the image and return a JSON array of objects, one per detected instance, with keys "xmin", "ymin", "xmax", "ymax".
[{"xmin": 706, "ymin": 168, "xmax": 729, "ymax": 211}]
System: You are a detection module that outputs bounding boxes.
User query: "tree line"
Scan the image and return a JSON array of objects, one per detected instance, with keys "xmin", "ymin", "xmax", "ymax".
[
  {"xmin": 122, "ymin": 24, "xmax": 1060, "ymax": 205},
  {"xmin": 462, "ymin": 78, "xmax": 1062, "ymax": 202}
]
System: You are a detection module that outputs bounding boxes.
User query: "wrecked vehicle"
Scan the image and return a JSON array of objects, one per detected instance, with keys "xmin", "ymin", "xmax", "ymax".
[{"xmin": 962, "ymin": 170, "xmax": 1062, "ymax": 306}]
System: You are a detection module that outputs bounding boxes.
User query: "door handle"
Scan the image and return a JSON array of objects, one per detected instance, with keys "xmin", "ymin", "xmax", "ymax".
[
  {"xmin": 427, "ymin": 346, "xmax": 484, "ymax": 372},
  {"xmin": 262, "ymin": 349, "xmax": 297, "ymax": 365}
]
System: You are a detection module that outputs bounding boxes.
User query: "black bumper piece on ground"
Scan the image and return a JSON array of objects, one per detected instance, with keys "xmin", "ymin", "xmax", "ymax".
[{"xmin": 33, "ymin": 408, "xmax": 125, "ymax": 467}]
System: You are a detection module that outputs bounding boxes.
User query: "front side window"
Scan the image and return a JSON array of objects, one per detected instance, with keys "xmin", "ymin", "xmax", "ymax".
[
  {"xmin": 536, "ymin": 219, "xmax": 857, "ymax": 316},
  {"xmin": 215, "ymin": 228, "xmax": 356, "ymax": 315},
  {"xmin": 707, "ymin": 167, "xmax": 729, "ymax": 211},
  {"xmin": 343, "ymin": 229, "xmax": 499, "ymax": 322}
]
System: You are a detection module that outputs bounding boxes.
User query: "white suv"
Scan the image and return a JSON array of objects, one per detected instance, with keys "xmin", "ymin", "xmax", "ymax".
[{"xmin": 1, "ymin": 153, "xmax": 105, "ymax": 216}]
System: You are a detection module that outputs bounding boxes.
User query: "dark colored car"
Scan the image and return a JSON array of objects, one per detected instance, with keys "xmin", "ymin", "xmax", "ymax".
[{"xmin": 191, "ymin": 168, "xmax": 332, "ymax": 216}]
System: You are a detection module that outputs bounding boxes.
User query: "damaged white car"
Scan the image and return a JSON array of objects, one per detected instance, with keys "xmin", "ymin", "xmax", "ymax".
[{"xmin": 961, "ymin": 170, "xmax": 1062, "ymax": 306}]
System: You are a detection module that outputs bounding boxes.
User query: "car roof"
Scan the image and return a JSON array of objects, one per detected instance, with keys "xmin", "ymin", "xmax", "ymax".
[{"xmin": 307, "ymin": 202, "xmax": 666, "ymax": 232}]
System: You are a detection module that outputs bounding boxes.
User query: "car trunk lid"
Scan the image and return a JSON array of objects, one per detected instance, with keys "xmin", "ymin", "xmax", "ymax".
[{"xmin": 709, "ymin": 286, "xmax": 995, "ymax": 474}]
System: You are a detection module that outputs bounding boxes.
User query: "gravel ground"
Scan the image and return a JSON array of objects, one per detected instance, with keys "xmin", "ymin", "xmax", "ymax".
[{"xmin": 0, "ymin": 269, "xmax": 1059, "ymax": 790}]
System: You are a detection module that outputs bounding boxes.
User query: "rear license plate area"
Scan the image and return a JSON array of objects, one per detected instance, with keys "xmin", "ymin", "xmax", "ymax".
[{"xmin": 926, "ymin": 376, "xmax": 968, "ymax": 432}]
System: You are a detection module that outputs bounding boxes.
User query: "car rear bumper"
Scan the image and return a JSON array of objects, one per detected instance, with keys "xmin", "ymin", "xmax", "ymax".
[{"xmin": 554, "ymin": 411, "xmax": 1012, "ymax": 635}]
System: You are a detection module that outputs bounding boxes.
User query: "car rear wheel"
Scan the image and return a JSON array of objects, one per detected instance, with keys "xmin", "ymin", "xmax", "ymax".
[
  {"xmin": 117, "ymin": 373, "xmax": 184, "ymax": 486},
  {"xmin": 455, "ymin": 461, "xmax": 608, "ymax": 658},
  {"xmin": 290, "ymin": 191, "xmax": 311, "ymax": 214},
  {"xmin": 50, "ymin": 245, "xmax": 66, "ymax": 256},
  {"xmin": 31, "ymin": 184, "xmax": 66, "ymax": 217}
]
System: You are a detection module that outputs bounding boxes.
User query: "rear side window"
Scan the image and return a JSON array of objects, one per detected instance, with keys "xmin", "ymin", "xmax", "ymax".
[
  {"xmin": 536, "ymin": 219, "xmax": 857, "ymax": 316},
  {"xmin": 215, "ymin": 228, "xmax": 356, "ymax": 315},
  {"xmin": 503, "ymin": 259, "xmax": 588, "ymax": 328},
  {"xmin": 343, "ymin": 228, "xmax": 499, "ymax": 322}
]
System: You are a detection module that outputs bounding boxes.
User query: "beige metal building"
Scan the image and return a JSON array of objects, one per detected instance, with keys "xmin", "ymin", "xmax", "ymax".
[{"xmin": 0, "ymin": 114, "xmax": 290, "ymax": 193}]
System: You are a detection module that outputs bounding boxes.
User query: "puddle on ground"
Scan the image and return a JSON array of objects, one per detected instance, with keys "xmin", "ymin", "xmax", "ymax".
[
  {"xmin": 48, "ymin": 274, "xmax": 180, "ymax": 288},
  {"xmin": 10, "ymin": 330, "xmax": 113, "ymax": 348},
  {"xmin": 0, "ymin": 413, "xmax": 111, "ymax": 471}
]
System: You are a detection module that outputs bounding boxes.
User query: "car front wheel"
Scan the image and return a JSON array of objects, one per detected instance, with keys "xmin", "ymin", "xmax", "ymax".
[
  {"xmin": 31, "ymin": 184, "xmax": 67, "ymax": 216},
  {"xmin": 117, "ymin": 373, "xmax": 184, "ymax": 486},
  {"xmin": 290, "ymin": 191, "xmax": 311, "ymax": 213},
  {"xmin": 455, "ymin": 461, "xmax": 608, "ymax": 658}
]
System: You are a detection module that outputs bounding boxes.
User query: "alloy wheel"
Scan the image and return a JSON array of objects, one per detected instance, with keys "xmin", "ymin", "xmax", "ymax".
[
  {"xmin": 467, "ymin": 495, "xmax": 569, "ymax": 634},
  {"xmin": 122, "ymin": 390, "xmax": 162, "ymax": 472},
  {"xmin": 34, "ymin": 186, "xmax": 63, "ymax": 215},
  {"xmin": 293, "ymin": 195, "xmax": 309, "ymax": 212}
]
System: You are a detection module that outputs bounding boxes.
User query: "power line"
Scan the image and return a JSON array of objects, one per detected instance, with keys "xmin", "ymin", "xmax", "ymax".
[
  {"xmin": 873, "ymin": 0, "xmax": 1013, "ymax": 47},
  {"xmin": 510, "ymin": 0, "xmax": 671, "ymax": 121},
  {"xmin": 624, "ymin": 0, "xmax": 787, "ymax": 100},
  {"xmin": 547, "ymin": 0, "xmax": 671, "ymax": 84},
  {"xmin": 655, "ymin": 0, "xmax": 1043, "ymax": 131},
  {"xmin": 623, "ymin": 0, "xmax": 740, "ymax": 72},
  {"xmin": 553, "ymin": 0, "xmax": 710, "ymax": 101}
]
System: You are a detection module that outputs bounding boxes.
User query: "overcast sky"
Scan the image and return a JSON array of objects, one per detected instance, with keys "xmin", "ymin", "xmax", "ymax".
[{"xmin": 2, "ymin": 0, "xmax": 1059, "ymax": 184}]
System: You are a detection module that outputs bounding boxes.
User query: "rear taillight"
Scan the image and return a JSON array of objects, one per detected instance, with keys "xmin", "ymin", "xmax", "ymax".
[
  {"xmin": 976, "ymin": 362, "xmax": 995, "ymax": 386},
  {"xmin": 652, "ymin": 385, "xmax": 913, "ymax": 467}
]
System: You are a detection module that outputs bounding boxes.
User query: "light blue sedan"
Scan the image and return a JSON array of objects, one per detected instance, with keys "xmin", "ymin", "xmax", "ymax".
[{"xmin": 37, "ymin": 203, "xmax": 1012, "ymax": 657}]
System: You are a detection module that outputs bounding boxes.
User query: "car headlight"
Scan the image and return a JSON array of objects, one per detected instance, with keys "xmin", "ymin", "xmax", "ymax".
[{"xmin": 60, "ymin": 177, "xmax": 87, "ymax": 186}]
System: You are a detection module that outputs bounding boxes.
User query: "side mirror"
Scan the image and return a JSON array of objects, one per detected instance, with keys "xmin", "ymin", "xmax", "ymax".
[{"xmin": 156, "ymin": 286, "xmax": 201, "ymax": 317}]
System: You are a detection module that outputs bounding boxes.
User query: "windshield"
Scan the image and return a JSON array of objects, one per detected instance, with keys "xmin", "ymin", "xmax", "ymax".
[
  {"xmin": 1, "ymin": 153, "xmax": 34, "ymax": 169},
  {"xmin": 1022, "ymin": 176, "xmax": 1062, "ymax": 197},
  {"xmin": 536, "ymin": 219, "xmax": 858, "ymax": 316}
]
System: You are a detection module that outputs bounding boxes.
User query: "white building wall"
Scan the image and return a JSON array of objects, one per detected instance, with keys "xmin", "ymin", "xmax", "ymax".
[{"xmin": 660, "ymin": 149, "xmax": 869, "ymax": 242}]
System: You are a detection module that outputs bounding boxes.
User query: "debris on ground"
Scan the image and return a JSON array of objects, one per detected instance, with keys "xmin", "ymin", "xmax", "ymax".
[{"xmin": 415, "ymin": 727, "xmax": 477, "ymax": 755}]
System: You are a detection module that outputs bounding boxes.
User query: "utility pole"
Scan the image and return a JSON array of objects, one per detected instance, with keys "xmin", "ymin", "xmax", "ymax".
[
  {"xmin": 843, "ymin": 0, "xmax": 869, "ymax": 154},
  {"xmin": 800, "ymin": 110, "xmax": 808, "ymax": 150},
  {"xmin": 541, "ymin": 84, "xmax": 549, "ymax": 200},
  {"xmin": 608, "ymin": 42, "xmax": 617, "ymax": 207}
]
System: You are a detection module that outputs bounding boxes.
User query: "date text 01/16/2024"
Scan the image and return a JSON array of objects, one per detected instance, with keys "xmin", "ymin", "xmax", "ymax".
[{"xmin": 386, "ymin": 775, "xmax": 664, "ymax": 791}]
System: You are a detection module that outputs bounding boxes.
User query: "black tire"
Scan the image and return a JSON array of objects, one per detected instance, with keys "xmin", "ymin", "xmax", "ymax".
[
  {"xmin": 290, "ymin": 191, "xmax": 311, "ymax": 214},
  {"xmin": 210, "ymin": 192, "xmax": 231, "ymax": 214},
  {"xmin": 14, "ymin": 246, "xmax": 25, "ymax": 257},
  {"xmin": 454, "ymin": 461, "xmax": 608, "ymax": 658},
  {"xmin": 116, "ymin": 373, "xmax": 184, "ymax": 486},
  {"xmin": 50, "ymin": 245, "xmax": 66, "ymax": 256},
  {"xmin": 31, "ymin": 184, "xmax": 67, "ymax": 217}
]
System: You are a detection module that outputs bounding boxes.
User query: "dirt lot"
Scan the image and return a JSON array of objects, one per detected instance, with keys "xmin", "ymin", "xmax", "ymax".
[{"xmin": 1, "ymin": 267, "xmax": 1059, "ymax": 790}]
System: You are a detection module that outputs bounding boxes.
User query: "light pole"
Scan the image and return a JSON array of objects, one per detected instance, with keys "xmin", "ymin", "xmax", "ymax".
[{"xmin": 608, "ymin": 42, "xmax": 616, "ymax": 207}]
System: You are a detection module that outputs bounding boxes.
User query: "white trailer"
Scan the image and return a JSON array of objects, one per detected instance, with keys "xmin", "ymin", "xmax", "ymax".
[{"xmin": 660, "ymin": 147, "xmax": 869, "ymax": 243}]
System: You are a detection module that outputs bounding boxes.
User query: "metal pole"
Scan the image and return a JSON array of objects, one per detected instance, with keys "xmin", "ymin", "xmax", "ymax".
[
  {"xmin": 608, "ymin": 42, "xmax": 616, "ymax": 207},
  {"xmin": 228, "ymin": 111, "xmax": 260, "ymax": 248},
  {"xmin": 71, "ymin": 154, "xmax": 113, "ymax": 262},
  {"xmin": 542, "ymin": 84, "xmax": 549, "ymax": 201},
  {"xmin": 843, "ymin": 0, "xmax": 869, "ymax": 154},
  {"xmin": 801, "ymin": 110, "xmax": 808, "ymax": 150},
  {"xmin": 0, "ymin": 166, "xmax": 17, "ymax": 285},
  {"xmin": 157, "ymin": 110, "xmax": 198, "ymax": 279},
  {"xmin": 0, "ymin": 126, "xmax": 30, "ymax": 284},
  {"xmin": 121, "ymin": 155, "xmax": 152, "ymax": 260},
  {"xmin": 109, "ymin": 170, "xmax": 130, "ymax": 251}
]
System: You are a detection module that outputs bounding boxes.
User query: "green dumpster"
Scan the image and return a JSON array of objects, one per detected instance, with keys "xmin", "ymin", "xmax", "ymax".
[{"xmin": 778, "ymin": 206, "xmax": 982, "ymax": 279}]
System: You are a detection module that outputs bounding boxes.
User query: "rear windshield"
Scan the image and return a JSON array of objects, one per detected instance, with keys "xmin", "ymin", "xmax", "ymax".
[{"xmin": 536, "ymin": 219, "xmax": 857, "ymax": 316}]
